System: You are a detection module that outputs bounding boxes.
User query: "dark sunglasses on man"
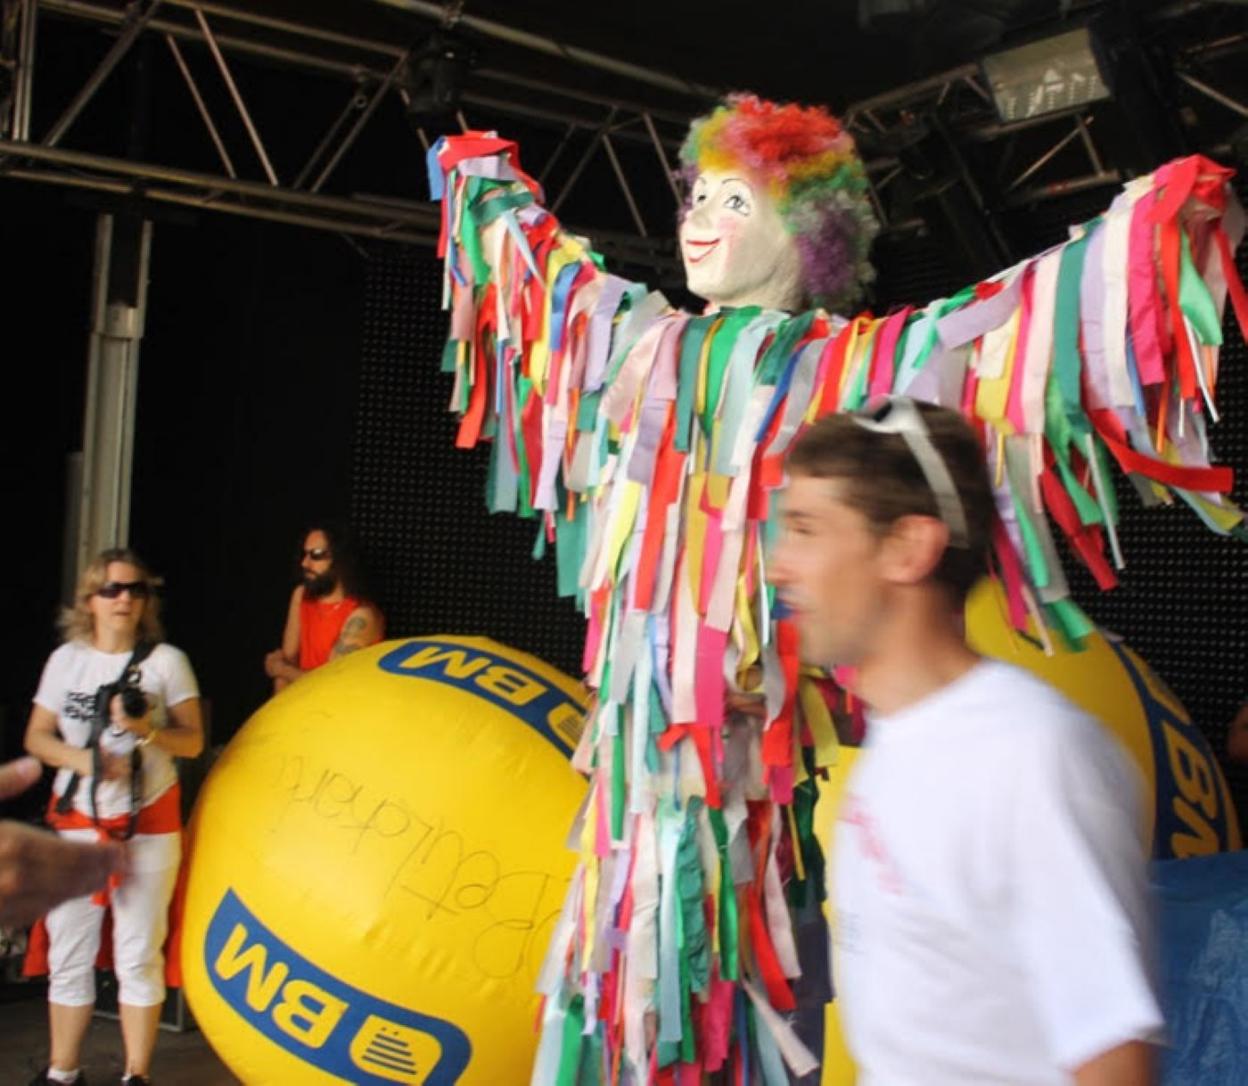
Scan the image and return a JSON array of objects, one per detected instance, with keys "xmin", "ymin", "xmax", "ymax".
[{"xmin": 95, "ymin": 580, "xmax": 151, "ymax": 600}]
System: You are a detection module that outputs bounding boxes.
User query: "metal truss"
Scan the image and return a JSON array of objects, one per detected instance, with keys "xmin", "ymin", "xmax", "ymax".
[
  {"xmin": 0, "ymin": 0, "xmax": 702, "ymax": 266},
  {"xmin": 1, "ymin": 0, "xmax": 1244, "ymax": 268}
]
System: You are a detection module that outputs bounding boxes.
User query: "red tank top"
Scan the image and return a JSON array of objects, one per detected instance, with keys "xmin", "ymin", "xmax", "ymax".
[{"xmin": 299, "ymin": 595, "xmax": 362, "ymax": 670}]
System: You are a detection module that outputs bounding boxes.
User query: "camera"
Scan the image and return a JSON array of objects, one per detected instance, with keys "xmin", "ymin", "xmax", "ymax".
[{"xmin": 95, "ymin": 666, "xmax": 148, "ymax": 723}]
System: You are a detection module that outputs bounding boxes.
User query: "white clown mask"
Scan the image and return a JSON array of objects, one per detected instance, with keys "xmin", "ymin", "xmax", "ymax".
[{"xmin": 679, "ymin": 169, "xmax": 803, "ymax": 312}]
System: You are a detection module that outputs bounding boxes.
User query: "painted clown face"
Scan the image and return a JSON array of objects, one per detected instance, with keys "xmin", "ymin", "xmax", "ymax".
[{"xmin": 679, "ymin": 169, "xmax": 803, "ymax": 312}]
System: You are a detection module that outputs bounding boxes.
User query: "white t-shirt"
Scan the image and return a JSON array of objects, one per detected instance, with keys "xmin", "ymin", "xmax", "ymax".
[
  {"xmin": 831, "ymin": 659, "xmax": 1164, "ymax": 1085},
  {"xmin": 34, "ymin": 640, "xmax": 200, "ymax": 821}
]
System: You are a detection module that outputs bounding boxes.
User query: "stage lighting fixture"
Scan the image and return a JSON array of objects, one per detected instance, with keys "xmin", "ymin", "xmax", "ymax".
[
  {"xmin": 402, "ymin": 32, "xmax": 474, "ymax": 118},
  {"xmin": 982, "ymin": 27, "xmax": 1110, "ymax": 124}
]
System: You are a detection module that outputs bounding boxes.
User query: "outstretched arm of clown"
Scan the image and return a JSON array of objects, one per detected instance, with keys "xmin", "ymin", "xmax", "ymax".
[
  {"xmin": 431, "ymin": 132, "xmax": 667, "ymax": 529},
  {"xmin": 876, "ymin": 155, "xmax": 1248, "ymax": 640}
]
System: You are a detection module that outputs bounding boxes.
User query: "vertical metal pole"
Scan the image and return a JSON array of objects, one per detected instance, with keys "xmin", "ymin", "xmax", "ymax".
[
  {"xmin": 13, "ymin": 0, "xmax": 37, "ymax": 141},
  {"xmin": 76, "ymin": 213, "xmax": 153, "ymax": 574}
]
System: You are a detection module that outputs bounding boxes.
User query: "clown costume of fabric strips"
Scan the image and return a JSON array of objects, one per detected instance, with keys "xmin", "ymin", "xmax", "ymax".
[{"xmin": 428, "ymin": 94, "xmax": 1247, "ymax": 1084}]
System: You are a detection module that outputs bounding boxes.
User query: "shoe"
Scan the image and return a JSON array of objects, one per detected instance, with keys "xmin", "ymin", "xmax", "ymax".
[
  {"xmin": 29, "ymin": 1073, "xmax": 87, "ymax": 1086},
  {"xmin": 120, "ymin": 1078, "xmax": 150, "ymax": 1086}
]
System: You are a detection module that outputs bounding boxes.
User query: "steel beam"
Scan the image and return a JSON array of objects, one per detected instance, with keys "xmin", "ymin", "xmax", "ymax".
[
  {"xmin": 194, "ymin": 6, "xmax": 279, "ymax": 184},
  {"xmin": 1178, "ymin": 71, "xmax": 1248, "ymax": 120},
  {"xmin": 43, "ymin": 0, "xmax": 163, "ymax": 147},
  {"xmin": 13, "ymin": 0, "xmax": 38, "ymax": 140},
  {"xmin": 5, "ymin": 165, "xmax": 438, "ymax": 243},
  {"xmin": 165, "ymin": 31, "xmax": 236, "ymax": 177},
  {"xmin": 0, "ymin": 139, "xmax": 440, "ymax": 224},
  {"xmin": 368, "ymin": 0, "xmax": 720, "ymax": 101}
]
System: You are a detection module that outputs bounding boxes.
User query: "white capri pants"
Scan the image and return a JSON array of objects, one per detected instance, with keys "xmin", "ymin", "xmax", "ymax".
[{"xmin": 44, "ymin": 830, "xmax": 181, "ymax": 1008}]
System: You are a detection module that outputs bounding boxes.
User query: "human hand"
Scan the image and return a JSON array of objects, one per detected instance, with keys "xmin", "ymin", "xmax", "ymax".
[
  {"xmin": 0, "ymin": 820, "xmax": 126, "ymax": 927},
  {"xmin": 0, "ymin": 757, "xmax": 127, "ymax": 926},
  {"xmin": 110, "ymin": 693, "xmax": 153, "ymax": 737},
  {"xmin": 726, "ymin": 691, "xmax": 768, "ymax": 720},
  {"xmin": 0, "ymin": 756, "xmax": 42, "ymax": 801},
  {"xmin": 264, "ymin": 650, "xmax": 289, "ymax": 679}
]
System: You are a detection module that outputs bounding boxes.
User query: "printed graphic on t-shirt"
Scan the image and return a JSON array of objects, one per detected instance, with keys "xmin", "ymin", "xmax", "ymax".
[
  {"xmin": 63, "ymin": 690, "xmax": 97, "ymax": 724},
  {"xmin": 840, "ymin": 793, "xmax": 904, "ymax": 894}
]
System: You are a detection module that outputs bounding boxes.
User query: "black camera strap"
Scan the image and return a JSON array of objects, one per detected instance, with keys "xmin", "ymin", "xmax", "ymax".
[{"xmin": 55, "ymin": 641, "xmax": 155, "ymax": 838}]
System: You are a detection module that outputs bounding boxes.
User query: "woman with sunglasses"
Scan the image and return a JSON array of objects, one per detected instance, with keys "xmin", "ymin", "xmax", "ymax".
[{"xmin": 23, "ymin": 548, "xmax": 203, "ymax": 1086}]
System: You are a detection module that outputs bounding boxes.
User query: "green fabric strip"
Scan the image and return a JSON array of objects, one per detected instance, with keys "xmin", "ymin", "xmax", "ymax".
[
  {"xmin": 788, "ymin": 772, "xmax": 826, "ymax": 909},
  {"xmin": 1046, "ymin": 596, "xmax": 1094, "ymax": 647},
  {"xmin": 675, "ymin": 317, "xmax": 714, "ymax": 453},
  {"xmin": 474, "ymin": 183, "xmax": 534, "ymax": 228},
  {"xmin": 576, "ymin": 390, "xmax": 601, "ymax": 432},
  {"xmin": 1178, "ymin": 231, "xmax": 1223, "ymax": 346},
  {"xmin": 646, "ymin": 683, "xmax": 664, "ymax": 774},
  {"xmin": 1009, "ymin": 488, "xmax": 1051, "ymax": 589},
  {"xmin": 1052, "ymin": 229, "xmax": 1091, "ymax": 429},
  {"xmin": 756, "ymin": 310, "xmax": 814, "ymax": 386},
  {"xmin": 555, "ymin": 501, "xmax": 587, "ymax": 600},
  {"xmin": 516, "ymin": 377, "xmax": 535, "ymax": 518},
  {"xmin": 612, "ymin": 725, "xmax": 626, "ymax": 841},
  {"xmin": 702, "ymin": 308, "xmax": 759, "ymax": 438},
  {"xmin": 556, "ymin": 996, "xmax": 585, "ymax": 1086},
  {"xmin": 707, "ymin": 806, "xmax": 739, "ymax": 982},
  {"xmin": 441, "ymin": 338, "xmax": 460, "ymax": 373}
]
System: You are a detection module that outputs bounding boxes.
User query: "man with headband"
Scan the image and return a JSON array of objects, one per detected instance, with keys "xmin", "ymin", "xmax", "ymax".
[{"xmin": 771, "ymin": 398, "xmax": 1162, "ymax": 1084}]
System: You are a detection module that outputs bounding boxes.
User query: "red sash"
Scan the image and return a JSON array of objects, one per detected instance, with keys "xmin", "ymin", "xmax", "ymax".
[{"xmin": 23, "ymin": 785, "xmax": 187, "ymax": 988}]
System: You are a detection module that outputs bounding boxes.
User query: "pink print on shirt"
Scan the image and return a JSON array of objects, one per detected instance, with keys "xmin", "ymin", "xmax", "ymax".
[{"xmin": 840, "ymin": 793, "xmax": 904, "ymax": 894}]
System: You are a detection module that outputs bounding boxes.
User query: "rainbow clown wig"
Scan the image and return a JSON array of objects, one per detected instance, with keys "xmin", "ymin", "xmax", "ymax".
[{"xmin": 680, "ymin": 94, "xmax": 879, "ymax": 313}]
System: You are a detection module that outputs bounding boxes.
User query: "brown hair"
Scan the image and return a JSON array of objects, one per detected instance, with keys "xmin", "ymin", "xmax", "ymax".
[
  {"xmin": 786, "ymin": 403, "xmax": 996, "ymax": 602},
  {"xmin": 60, "ymin": 547, "xmax": 165, "ymax": 645}
]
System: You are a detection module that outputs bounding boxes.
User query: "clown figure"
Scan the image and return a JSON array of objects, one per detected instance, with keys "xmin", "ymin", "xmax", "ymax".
[{"xmin": 430, "ymin": 92, "xmax": 1244, "ymax": 1085}]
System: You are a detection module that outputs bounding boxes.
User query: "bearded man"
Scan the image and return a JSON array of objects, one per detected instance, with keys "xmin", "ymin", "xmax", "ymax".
[{"xmin": 264, "ymin": 522, "xmax": 383, "ymax": 693}]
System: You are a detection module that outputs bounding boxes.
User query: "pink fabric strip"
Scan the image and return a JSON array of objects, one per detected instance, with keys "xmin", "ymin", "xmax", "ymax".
[
  {"xmin": 868, "ymin": 307, "xmax": 911, "ymax": 398},
  {"xmin": 695, "ymin": 625, "xmax": 728, "ymax": 730},
  {"xmin": 1127, "ymin": 190, "xmax": 1166, "ymax": 386}
]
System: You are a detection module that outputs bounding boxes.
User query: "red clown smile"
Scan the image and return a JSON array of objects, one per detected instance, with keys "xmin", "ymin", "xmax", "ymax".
[{"xmin": 684, "ymin": 237, "xmax": 721, "ymax": 263}]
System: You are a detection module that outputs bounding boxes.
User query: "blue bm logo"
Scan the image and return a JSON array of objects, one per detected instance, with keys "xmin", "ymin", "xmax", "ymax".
[
  {"xmin": 377, "ymin": 639, "xmax": 585, "ymax": 755},
  {"xmin": 1107, "ymin": 642, "xmax": 1238, "ymax": 858},
  {"xmin": 205, "ymin": 889, "xmax": 471, "ymax": 1084}
]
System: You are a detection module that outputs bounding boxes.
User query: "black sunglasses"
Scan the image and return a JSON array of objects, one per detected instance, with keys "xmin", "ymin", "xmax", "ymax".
[
  {"xmin": 96, "ymin": 580, "xmax": 151, "ymax": 600},
  {"xmin": 302, "ymin": 547, "xmax": 332, "ymax": 561}
]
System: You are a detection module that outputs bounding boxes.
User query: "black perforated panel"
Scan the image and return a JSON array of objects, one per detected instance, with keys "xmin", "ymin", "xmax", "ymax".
[{"xmin": 351, "ymin": 250, "xmax": 585, "ymax": 676}]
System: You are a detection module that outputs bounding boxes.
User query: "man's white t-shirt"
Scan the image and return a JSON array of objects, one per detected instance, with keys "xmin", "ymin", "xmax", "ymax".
[
  {"xmin": 35, "ymin": 640, "xmax": 199, "ymax": 821},
  {"xmin": 832, "ymin": 659, "xmax": 1164, "ymax": 1085}
]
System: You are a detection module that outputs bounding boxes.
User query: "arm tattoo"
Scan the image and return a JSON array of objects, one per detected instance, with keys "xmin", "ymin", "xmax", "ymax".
[{"xmin": 330, "ymin": 614, "xmax": 371, "ymax": 657}]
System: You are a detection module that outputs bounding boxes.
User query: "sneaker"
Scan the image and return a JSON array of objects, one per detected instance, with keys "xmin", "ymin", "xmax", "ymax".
[{"xmin": 29, "ymin": 1073, "xmax": 87, "ymax": 1086}]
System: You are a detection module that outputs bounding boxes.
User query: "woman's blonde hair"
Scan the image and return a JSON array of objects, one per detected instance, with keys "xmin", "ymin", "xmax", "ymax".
[{"xmin": 60, "ymin": 547, "xmax": 165, "ymax": 645}]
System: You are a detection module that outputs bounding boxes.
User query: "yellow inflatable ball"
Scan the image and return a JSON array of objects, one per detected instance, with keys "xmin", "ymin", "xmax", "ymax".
[
  {"xmin": 816, "ymin": 579, "xmax": 1241, "ymax": 1084},
  {"xmin": 180, "ymin": 636, "xmax": 589, "ymax": 1086}
]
